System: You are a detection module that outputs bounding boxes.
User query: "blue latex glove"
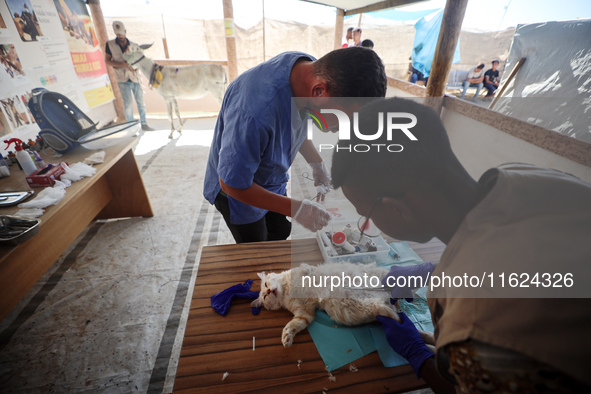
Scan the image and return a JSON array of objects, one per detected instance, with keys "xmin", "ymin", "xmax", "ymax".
[
  {"xmin": 210, "ymin": 279, "xmax": 262, "ymax": 316},
  {"xmin": 381, "ymin": 261, "xmax": 433, "ymax": 300},
  {"xmin": 376, "ymin": 313, "xmax": 434, "ymax": 378}
]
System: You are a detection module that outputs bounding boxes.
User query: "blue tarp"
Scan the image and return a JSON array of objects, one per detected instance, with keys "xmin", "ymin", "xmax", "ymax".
[{"xmin": 412, "ymin": 9, "xmax": 461, "ymax": 78}]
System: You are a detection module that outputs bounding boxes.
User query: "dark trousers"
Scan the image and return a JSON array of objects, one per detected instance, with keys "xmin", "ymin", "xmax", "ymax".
[
  {"xmin": 484, "ymin": 83, "xmax": 498, "ymax": 96},
  {"xmin": 214, "ymin": 191, "xmax": 291, "ymax": 243}
]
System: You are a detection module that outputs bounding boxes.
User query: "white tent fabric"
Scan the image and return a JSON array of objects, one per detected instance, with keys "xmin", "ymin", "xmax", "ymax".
[{"xmin": 494, "ymin": 19, "xmax": 591, "ymax": 144}]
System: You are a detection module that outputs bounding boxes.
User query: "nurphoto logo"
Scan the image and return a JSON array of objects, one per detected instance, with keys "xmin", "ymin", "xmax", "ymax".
[{"xmin": 306, "ymin": 109, "xmax": 418, "ymax": 153}]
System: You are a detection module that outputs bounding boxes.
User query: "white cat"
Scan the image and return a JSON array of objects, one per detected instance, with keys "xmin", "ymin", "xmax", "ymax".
[{"xmin": 251, "ymin": 262, "xmax": 401, "ymax": 347}]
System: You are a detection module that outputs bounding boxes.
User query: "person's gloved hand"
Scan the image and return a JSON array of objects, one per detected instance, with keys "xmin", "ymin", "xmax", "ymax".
[
  {"xmin": 309, "ymin": 162, "xmax": 331, "ymax": 201},
  {"xmin": 381, "ymin": 262, "xmax": 433, "ymax": 300},
  {"xmin": 376, "ymin": 313, "xmax": 434, "ymax": 378},
  {"xmin": 293, "ymin": 199, "xmax": 331, "ymax": 231}
]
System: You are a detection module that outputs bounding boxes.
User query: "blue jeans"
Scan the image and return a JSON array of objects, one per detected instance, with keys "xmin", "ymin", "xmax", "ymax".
[
  {"xmin": 118, "ymin": 80, "xmax": 147, "ymax": 124},
  {"xmin": 484, "ymin": 83, "xmax": 498, "ymax": 96},
  {"xmin": 461, "ymin": 80, "xmax": 483, "ymax": 99}
]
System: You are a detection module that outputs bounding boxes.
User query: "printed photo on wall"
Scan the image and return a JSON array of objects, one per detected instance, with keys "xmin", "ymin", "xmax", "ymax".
[
  {"xmin": 0, "ymin": 43, "xmax": 25, "ymax": 76},
  {"xmin": 0, "ymin": 95, "xmax": 31, "ymax": 131},
  {"xmin": 0, "ymin": 43, "xmax": 28, "ymax": 85},
  {"xmin": 54, "ymin": 0, "xmax": 97, "ymax": 48},
  {"xmin": 5, "ymin": 0, "xmax": 44, "ymax": 42},
  {"xmin": 0, "ymin": 107, "xmax": 11, "ymax": 137},
  {"xmin": 0, "ymin": 11, "xmax": 11, "ymax": 38},
  {"xmin": 19, "ymin": 90, "xmax": 35, "ymax": 124}
]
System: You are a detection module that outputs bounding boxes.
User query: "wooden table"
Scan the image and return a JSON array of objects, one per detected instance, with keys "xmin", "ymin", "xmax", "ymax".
[
  {"xmin": 174, "ymin": 239, "xmax": 428, "ymax": 393},
  {"xmin": 0, "ymin": 137, "xmax": 153, "ymax": 321}
]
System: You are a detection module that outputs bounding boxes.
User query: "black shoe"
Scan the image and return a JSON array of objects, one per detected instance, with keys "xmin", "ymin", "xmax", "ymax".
[{"xmin": 141, "ymin": 124, "xmax": 156, "ymax": 131}]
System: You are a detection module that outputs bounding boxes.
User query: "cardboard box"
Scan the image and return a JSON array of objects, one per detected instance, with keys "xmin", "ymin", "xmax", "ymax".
[{"xmin": 25, "ymin": 163, "xmax": 67, "ymax": 188}]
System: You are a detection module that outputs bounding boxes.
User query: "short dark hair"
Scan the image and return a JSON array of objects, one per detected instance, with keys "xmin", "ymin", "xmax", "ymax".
[
  {"xmin": 354, "ymin": 28, "xmax": 362, "ymax": 33},
  {"xmin": 332, "ymin": 98, "xmax": 456, "ymax": 190},
  {"xmin": 313, "ymin": 47, "xmax": 386, "ymax": 97},
  {"xmin": 477, "ymin": 63, "xmax": 485, "ymax": 69},
  {"xmin": 347, "ymin": 27, "xmax": 354, "ymax": 32},
  {"xmin": 361, "ymin": 39, "xmax": 374, "ymax": 49}
]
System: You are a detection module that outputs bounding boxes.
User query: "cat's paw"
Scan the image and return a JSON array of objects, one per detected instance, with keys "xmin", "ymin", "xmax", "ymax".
[{"xmin": 282, "ymin": 329, "xmax": 294, "ymax": 347}]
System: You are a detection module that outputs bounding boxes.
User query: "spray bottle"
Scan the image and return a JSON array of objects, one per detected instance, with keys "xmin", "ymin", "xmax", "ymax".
[{"xmin": 4, "ymin": 138, "xmax": 37, "ymax": 176}]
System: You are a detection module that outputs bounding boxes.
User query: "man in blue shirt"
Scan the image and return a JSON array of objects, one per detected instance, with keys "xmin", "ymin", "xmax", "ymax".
[{"xmin": 204, "ymin": 47, "xmax": 387, "ymax": 243}]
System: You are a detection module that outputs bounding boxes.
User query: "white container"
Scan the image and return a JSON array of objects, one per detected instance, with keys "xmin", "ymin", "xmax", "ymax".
[
  {"xmin": 316, "ymin": 229, "xmax": 391, "ymax": 264},
  {"xmin": 16, "ymin": 149, "xmax": 37, "ymax": 176}
]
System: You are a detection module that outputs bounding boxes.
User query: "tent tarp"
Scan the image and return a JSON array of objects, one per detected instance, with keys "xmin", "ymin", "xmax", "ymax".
[
  {"xmin": 494, "ymin": 19, "xmax": 591, "ymax": 144},
  {"xmin": 411, "ymin": 9, "xmax": 461, "ymax": 78}
]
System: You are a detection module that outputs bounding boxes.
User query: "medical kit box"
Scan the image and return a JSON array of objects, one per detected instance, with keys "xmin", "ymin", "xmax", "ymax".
[{"xmin": 25, "ymin": 163, "xmax": 67, "ymax": 188}]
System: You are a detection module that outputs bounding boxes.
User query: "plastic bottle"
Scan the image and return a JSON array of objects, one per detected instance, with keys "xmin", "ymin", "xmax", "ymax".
[
  {"xmin": 6, "ymin": 151, "xmax": 16, "ymax": 166},
  {"xmin": 35, "ymin": 135, "xmax": 44, "ymax": 149},
  {"xmin": 0, "ymin": 156, "xmax": 10, "ymax": 177},
  {"xmin": 27, "ymin": 139, "xmax": 38, "ymax": 152},
  {"xmin": 4, "ymin": 138, "xmax": 37, "ymax": 176},
  {"xmin": 33, "ymin": 151, "xmax": 46, "ymax": 168}
]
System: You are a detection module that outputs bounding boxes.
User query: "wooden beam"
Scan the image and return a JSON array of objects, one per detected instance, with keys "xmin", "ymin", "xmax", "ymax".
[
  {"xmin": 489, "ymin": 58, "xmax": 526, "ymax": 110},
  {"xmin": 222, "ymin": 0, "xmax": 238, "ymax": 82},
  {"xmin": 344, "ymin": 0, "xmax": 426, "ymax": 16},
  {"xmin": 161, "ymin": 14, "xmax": 170, "ymax": 59},
  {"xmin": 87, "ymin": 0, "xmax": 126, "ymax": 122},
  {"xmin": 425, "ymin": 0, "xmax": 469, "ymax": 113},
  {"xmin": 154, "ymin": 59, "xmax": 228, "ymax": 66},
  {"xmin": 333, "ymin": 8, "xmax": 344, "ymax": 50}
]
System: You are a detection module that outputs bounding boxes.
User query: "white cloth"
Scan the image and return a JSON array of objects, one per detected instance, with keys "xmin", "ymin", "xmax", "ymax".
[
  {"xmin": 61, "ymin": 162, "xmax": 96, "ymax": 182},
  {"xmin": 83, "ymin": 151, "xmax": 105, "ymax": 165},
  {"xmin": 18, "ymin": 182, "xmax": 67, "ymax": 209}
]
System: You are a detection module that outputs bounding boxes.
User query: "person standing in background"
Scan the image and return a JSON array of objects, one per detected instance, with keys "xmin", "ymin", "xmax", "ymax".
[
  {"xmin": 484, "ymin": 60, "xmax": 500, "ymax": 97},
  {"xmin": 342, "ymin": 27, "xmax": 354, "ymax": 47},
  {"xmin": 104, "ymin": 21, "xmax": 155, "ymax": 131},
  {"xmin": 352, "ymin": 28, "xmax": 362, "ymax": 47}
]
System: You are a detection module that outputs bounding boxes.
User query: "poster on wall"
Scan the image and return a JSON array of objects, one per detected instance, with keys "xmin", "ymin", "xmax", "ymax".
[
  {"xmin": 5, "ymin": 0, "xmax": 44, "ymax": 42},
  {"xmin": 52, "ymin": 0, "xmax": 113, "ymax": 108},
  {"xmin": 0, "ymin": 0, "xmax": 116, "ymax": 141}
]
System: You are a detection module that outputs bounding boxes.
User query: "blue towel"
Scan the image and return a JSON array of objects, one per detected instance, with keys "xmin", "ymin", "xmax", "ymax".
[{"xmin": 211, "ymin": 279, "xmax": 262, "ymax": 316}]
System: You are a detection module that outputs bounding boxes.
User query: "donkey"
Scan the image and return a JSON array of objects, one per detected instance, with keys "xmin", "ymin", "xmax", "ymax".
[{"xmin": 123, "ymin": 43, "xmax": 226, "ymax": 138}]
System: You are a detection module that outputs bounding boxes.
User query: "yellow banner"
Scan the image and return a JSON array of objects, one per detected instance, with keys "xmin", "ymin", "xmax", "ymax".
[{"xmin": 83, "ymin": 84, "xmax": 114, "ymax": 108}]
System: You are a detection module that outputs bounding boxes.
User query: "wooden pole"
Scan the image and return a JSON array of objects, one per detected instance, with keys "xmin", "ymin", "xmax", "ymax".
[
  {"xmin": 222, "ymin": 0, "xmax": 238, "ymax": 82},
  {"xmin": 334, "ymin": 8, "xmax": 344, "ymax": 50},
  {"xmin": 425, "ymin": 0, "xmax": 469, "ymax": 113},
  {"xmin": 161, "ymin": 14, "xmax": 170, "ymax": 59},
  {"xmin": 87, "ymin": 0, "xmax": 125, "ymax": 122},
  {"xmin": 489, "ymin": 58, "xmax": 526, "ymax": 110}
]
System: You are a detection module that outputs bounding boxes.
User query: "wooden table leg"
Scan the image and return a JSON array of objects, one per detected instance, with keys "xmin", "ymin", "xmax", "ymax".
[{"xmin": 95, "ymin": 148, "xmax": 154, "ymax": 220}]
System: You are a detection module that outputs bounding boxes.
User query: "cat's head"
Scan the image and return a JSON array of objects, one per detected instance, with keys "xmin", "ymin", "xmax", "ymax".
[{"xmin": 250, "ymin": 271, "xmax": 285, "ymax": 310}]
